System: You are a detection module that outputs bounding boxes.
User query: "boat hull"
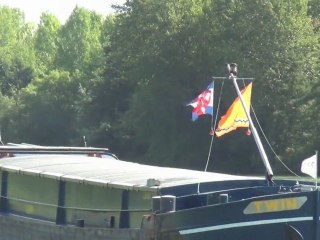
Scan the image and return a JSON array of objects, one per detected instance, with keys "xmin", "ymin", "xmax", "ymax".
[
  {"xmin": 155, "ymin": 190, "xmax": 319, "ymax": 240},
  {"xmin": 0, "ymin": 149, "xmax": 318, "ymax": 240},
  {"xmin": 0, "ymin": 189, "xmax": 318, "ymax": 240},
  {"xmin": 0, "ymin": 213, "xmax": 141, "ymax": 240}
]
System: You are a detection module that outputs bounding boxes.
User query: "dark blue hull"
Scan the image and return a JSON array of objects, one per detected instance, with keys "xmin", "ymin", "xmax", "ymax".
[
  {"xmin": 0, "ymin": 145, "xmax": 318, "ymax": 240},
  {"xmin": 154, "ymin": 189, "xmax": 319, "ymax": 240}
]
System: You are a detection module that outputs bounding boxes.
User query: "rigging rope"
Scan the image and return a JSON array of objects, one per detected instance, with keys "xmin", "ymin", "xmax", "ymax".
[
  {"xmin": 203, "ymin": 78, "xmax": 299, "ymax": 178},
  {"xmin": 204, "ymin": 80, "xmax": 225, "ymax": 172},
  {"xmin": 250, "ymin": 106, "xmax": 300, "ymax": 177},
  {"xmin": 238, "ymin": 79, "xmax": 300, "ymax": 177}
]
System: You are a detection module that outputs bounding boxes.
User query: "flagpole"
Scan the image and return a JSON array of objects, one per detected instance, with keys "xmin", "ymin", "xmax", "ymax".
[
  {"xmin": 316, "ymin": 150, "xmax": 318, "ymax": 188},
  {"xmin": 210, "ymin": 80, "xmax": 214, "ymax": 131},
  {"xmin": 227, "ymin": 64, "xmax": 274, "ymax": 181},
  {"xmin": 197, "ymin": 80, "xmax": 215, "ymax": 194},
  {"xmin": 316, "ymin": 150, "xmax": 319, "ymax": 240}
]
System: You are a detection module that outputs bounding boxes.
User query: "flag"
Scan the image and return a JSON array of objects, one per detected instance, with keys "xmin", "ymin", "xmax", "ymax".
[
  {"xmin": 187, "ymin": 82, "xmax": 214, "ymax": 121},
  {"xmin": 215, "ymin": 82, "xmax": 252, "ymax": 137},
  {"xmin": 301, "ymin": 154, "xmax": 317, "ymax": 179}
]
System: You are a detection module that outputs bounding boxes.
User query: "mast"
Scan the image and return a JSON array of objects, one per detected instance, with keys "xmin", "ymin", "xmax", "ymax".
[
  {"xmin": 227, "ymin": 63, "xmax": 274, "ymax": 181},
  {"xmin": 316, "ymin": 150, "xmax": 318, "ymax": 188}
]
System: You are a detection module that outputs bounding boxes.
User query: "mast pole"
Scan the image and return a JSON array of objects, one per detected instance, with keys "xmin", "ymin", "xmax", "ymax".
[
  {"xmin": 228, "ymin": 63, "xmax": 274, "ymax": 180},
  {"xmin": 316, "ymin": 150, "xmax": 318, "ymax": 188}
]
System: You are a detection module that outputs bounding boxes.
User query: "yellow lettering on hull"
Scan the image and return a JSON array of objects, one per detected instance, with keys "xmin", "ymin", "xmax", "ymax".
[{"xmin": 244, "ymin": 196, "xmax": 306, "ymax": 214}]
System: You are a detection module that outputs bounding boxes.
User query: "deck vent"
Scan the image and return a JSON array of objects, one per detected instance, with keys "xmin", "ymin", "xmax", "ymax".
[
  {"xmin": 219, "ymin": 194, "xmax": 229, "ymax": 203},
  {"xmin": 160, "ymin": 195, "xmax": 176, "ymax": 213},
  {"xmin": 147, "ymin": 178, "xmax": 160, "ymax": 187},
  {"xmin": 75, "ymin": 219, "xmax": 84, "ymax": 227},
  {"xmin": 110, "ymin": 216, "xmax": 115, "ymax": 228},
  {"xmin": 152, "ymin": 196, "xmax": 161, "ymax": 213}
]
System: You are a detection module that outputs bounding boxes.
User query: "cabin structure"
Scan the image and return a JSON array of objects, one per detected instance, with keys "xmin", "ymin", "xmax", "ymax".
[{"xmin": 0, "ymin": 145, "xmax": 264, "ymax": 240}]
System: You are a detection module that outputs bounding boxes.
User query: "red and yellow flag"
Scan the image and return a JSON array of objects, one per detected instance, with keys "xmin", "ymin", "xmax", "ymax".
[{"xmin": 215, "ymin": 82, "xmax": 252, "ymax": 137}]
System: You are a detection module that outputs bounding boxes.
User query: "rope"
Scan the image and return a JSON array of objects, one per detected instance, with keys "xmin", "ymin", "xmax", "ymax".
[
  {"xmin": 251, "ymin": 106, "xmax": 300, "ymax": 177},
  {"xmin": 204, "ymin": 80, "xmax": 225, "ymax": 172},
  {"xmin": 238, "ymin": 79, "xmax": 299, "ymax": 177},
  {"xmin": 198, "ymin": 77, "xmax": 299, "ymax": 194},
  {"xmin": 204, "ymin": 135, "xmax": 214, "ymax": 172},
  {"xmin": 1, "ymin": 196, "xmax": 151, "ymax": 213}
]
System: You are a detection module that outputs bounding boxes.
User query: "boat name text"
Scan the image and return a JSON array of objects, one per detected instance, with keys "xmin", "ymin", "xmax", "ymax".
[{"xmin": 244, "ymin": 196, "xmax": 307, "ymax": 214}]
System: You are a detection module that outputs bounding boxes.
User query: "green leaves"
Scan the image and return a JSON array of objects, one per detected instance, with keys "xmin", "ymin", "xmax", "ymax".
[
  {"xmin": 55, "ymin": 7, "xmax": 104, "ymax": 79},
  {"xmin": 9, "ymin": 70, "xmax": 78, "ymax": 145},
  {"xmin": 34, "ymin": 13, "xmax": 61, "ymax": 73},
  {"xmin": 0, "ymin": 1, "xmax": 319, "ymax": 175},
  {"xmin": 96, "ymin": 0, "xmax": 320, "ymax": 173}
]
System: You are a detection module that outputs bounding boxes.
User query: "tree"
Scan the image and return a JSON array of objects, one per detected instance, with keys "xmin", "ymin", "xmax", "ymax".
[
  {"xmin": 72, "ymin": 15, "xmax": 134, "ymax": 152},
  {"xmin": 87, "ymin": 0, "xmax": 223, "ymax": 166},
  {"xmin": 198, "ymin": 0, "xmax": 320, "ymax": 173},
  {"xmin": 308, "ymin": 0, "xmax": 320, "ymax": 32},
  {"xmin": 0, "ymin": 6, "xmax": 35, "ymax": 96},
  {"xmin": 89, "ymin": 0, "xmax": 319, "ymax": 174},
  {"xmin": 55, "ymin": 7, "xmax": 104, "ymax": 80},
  {"xmin": 53, "ymin": 7, "xmax": 108, "ymax": 147},
  {"xmin": 34, "ymin": 12, "xmax": 61, "ymax": 74},
  {"xmin": 7, "ymin": 71, "xmax": 79, "ymax": 145}
]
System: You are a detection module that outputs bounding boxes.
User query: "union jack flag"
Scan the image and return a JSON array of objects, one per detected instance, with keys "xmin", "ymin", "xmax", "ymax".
[{"xmin": 187, "ymin": 82, "xmax": 214, "ymax": 121}]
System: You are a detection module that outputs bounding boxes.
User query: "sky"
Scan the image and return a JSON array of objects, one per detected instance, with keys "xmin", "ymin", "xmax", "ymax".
[{"xmin": 0, "ymin": 0, "xmax": 127, "ymax": 24}]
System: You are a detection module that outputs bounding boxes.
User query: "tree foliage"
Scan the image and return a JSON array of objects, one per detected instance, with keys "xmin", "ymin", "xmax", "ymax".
[
  {"xmin": 55, "ymin": 7, "xmax": 104, "ymax": 80},
  {"xmin": 5, "ymin": 71, "xmax": 79, "ymax": 145},
  {"xmin": 90, "ymin": 0, "xmax": 319, "ymax": 174},
  {"xmin": 0, "ymin": 1, "xmax": 319, "ymax": 176},
  {"xmin": 34, "ymin": 12, "xmax": 61, "ymax": 73},
  {"xmin": 0, "ymin": 6, "xmax": 35, "ymax": 96}
]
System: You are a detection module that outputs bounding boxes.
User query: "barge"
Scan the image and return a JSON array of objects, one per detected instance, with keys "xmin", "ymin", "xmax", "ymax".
[
  {"xmin": 0, "ymin": 145, "xmax": 316, "ymax": 240},
  {"xmin": 0, "ymin": 64, "xmax": 317, "ymax": 240}
]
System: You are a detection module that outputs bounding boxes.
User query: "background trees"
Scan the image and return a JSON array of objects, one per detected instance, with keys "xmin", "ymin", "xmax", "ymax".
[
  {"xmin": 0, "ymin": 0, "xmax": 319, "ymax": 176},
  {"xmin": 0, "ymin": 6, "xmax": 35, "ymax": 96},
  {"xmin": 34, "ymin": 12, "xmax": 61, "ymax": 73}
]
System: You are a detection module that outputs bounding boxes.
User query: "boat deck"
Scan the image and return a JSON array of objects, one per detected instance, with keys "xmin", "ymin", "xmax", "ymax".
[{"xmin": 0, "ymin": 154, "xmax": 261, "ymax": 191}]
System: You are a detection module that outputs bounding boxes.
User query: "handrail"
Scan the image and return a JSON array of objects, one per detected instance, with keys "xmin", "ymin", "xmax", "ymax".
[
  {"xmin": 0, "ymin": 146, "xmax": 109, "ymax": 153},
  {"xmin": 1, "ymin": 195, "xmax": 151, "ymax": 213},
  {"xmin": 0, "ymin": 145, "xmax": 119, "ymax": 159}
]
